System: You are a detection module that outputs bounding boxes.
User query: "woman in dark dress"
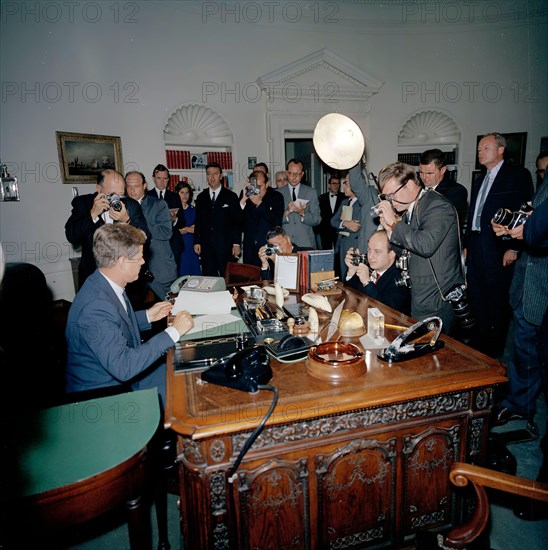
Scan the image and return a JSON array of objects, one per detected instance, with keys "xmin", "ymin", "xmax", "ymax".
[{"xmin": 175, "ymin": 181, "xmax": 201, "ymax": 275}]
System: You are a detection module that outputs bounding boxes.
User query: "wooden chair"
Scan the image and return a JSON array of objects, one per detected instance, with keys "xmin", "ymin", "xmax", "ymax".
[
  {"xmin": 428, "ymin": 462, "xmax": 548, "ymax": 548},
  {"xmin": 224, "ymin": 261, "xmax": 262, "ymax": 286}
]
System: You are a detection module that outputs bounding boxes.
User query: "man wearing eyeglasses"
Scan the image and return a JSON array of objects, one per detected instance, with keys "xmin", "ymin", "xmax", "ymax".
[
  {"xmin": 375, "ymin": 162, "xmax": 463, "ymax": 335},
  {"xmin": 418, "ymin": 149, "xmax": 468, "ymax": 231},
  {"xmin": 279, "ymin": 158, "xmax": 321, "ymax": 249},
  {"xmin": 534, "ymin": 151, "xmax": 548, "ymax": 191},
  {"xmin": 65, "ymin": 169, "xmax": 150, "ymax": 307}
]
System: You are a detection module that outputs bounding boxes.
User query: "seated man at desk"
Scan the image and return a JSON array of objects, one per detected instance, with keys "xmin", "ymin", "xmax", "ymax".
[
  {"xmin": 65, "ymin": 224, "xmax": 193, "ymax": 407},
  {"xmin": 258, "ymin": 225, "xmax": 311, "ymax": 280},
  {"xmin": 344, "ymin": 230, "xmax": 411, "ymax": 315}
]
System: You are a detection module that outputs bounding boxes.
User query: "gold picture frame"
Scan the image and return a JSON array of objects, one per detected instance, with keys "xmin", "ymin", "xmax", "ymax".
[{"xmin": 56, "ymin": 131, "xmax": 123, "ymax": 184}]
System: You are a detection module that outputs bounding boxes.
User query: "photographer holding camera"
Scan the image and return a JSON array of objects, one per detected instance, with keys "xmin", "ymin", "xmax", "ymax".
[
  {"xmin": 65, "ymin": 169, "xmax": 150, "ymax": 306},
  {"xmin": 258, "ymin": 226, "xmax": 310, "ymax": 280},
  {"xmin": 344, "ymin": 231, "xmax": 410, "ymax": 315},
  {"xmin": 375, "ymin": 162, "xmax": 464, "ymax": 335},
  {"xmin": 240, "ymin": 170, "xmax": 284, "ymax": 266}
]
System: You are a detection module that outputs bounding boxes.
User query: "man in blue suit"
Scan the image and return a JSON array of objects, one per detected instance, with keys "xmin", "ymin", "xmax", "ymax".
[
  {"xmin": 126, "ymin": 171, "xmax": 178, "ymax": 299},
  {"xmin": 65, "ymin": 224, "xmax": 193, "ymax": 406}
]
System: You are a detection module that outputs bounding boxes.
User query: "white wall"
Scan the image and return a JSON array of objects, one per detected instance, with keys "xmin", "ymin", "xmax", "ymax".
[{"xmin": 1, "ymin": 0, "xmax": 546, "ymax": 300}]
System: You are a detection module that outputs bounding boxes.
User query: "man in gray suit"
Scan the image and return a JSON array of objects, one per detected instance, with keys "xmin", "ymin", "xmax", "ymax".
[
  {"xmin": 331, "ymin": 178, "xmax": 362, "ymax": 279},
  {"xmin": 347, "ymin": 163, "xmax": 379, "ymax": 254},
  {"xmin": 279, "ymin": 158, "xmax": 321, "ymax": 249},
  {"xmin": 126, "ymin": 171, "xmax": 178, "ymax": 300},
  {"xmin": 376, "ymin": 162, "xmax": 463, "ymax": 335}
]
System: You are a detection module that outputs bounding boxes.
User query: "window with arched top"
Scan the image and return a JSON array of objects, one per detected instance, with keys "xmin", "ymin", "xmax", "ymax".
[
  {"xmin": 397, "ymin": 110, "xmax": 460, "ymax": 169},
  {"xmin": 162, "ymin": 103, "xmax": 234, "ymax": 191}
]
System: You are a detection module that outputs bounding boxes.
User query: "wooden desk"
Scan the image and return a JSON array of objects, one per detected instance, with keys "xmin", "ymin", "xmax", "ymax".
[
  {"xmin": 3, "ymin": 389, "xmax": 161, "ymax": 549},
  {"xmin": 166, "ymin": 288, "xmax": 506, "ymax": 549}
]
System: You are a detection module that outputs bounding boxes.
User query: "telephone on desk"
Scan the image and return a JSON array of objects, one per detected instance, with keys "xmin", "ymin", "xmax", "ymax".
[
  {"xmin": 201, "ymin": 346, "xmax": 272, "ymax": 393},
  {"xmin": 170, "ymin": 275, "xmax": 226, "ymax": 294}
]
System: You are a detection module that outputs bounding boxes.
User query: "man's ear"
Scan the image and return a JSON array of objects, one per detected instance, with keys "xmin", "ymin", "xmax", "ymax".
[
  {"xmin": 96, "ymin": 184, "xmax": 103, "ymax": 194},
  {"xmin": 440, "ymin": 166, "xmax": 447, "ymax": 177}
]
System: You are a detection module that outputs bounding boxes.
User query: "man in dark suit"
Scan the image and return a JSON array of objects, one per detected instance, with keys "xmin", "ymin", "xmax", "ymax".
[
  {"xmin": 147, "ymin": 163, "xmax": 183, "ymax": 260},
  {"xmin": 240, "ymin": 170, "xmax": 284, "ymax": 266},
  {"xmin": 464, "ymin": 132, "xmax": 534, "ymax": 356},
  {"xmin": 317, "ymin": 176, "xmax": 345, "ymax": 249},
  {"xmin": 419, "ymin": 148, "xmax": 468, "ymax": 231},
  {"xmin": 491, "ymin": 171, "xmax": 548, "ymax": 426},
  {"xmin": 65, "ymin": 169, "xmax": 150, "ymax": 303},
  {"xmin": 148, "ymin": 163, "xmax": 182, "ymax": 209},
  {"xmin": 194, "ymin": 162, "xmax": 243, "ymax": 277},
  {"xmin": 65, "ymin": 224, "xmax": 193, "ymax": 407},
  {"xmin": 344, "ymin": 231, "xmax": 411, "ymax": 315},
  {"xmin": 126, "ymin": 171, "xmax": 178, "ymax": 300},
  {"xmin": 376, "ymin": 162, "xmax": 463, "ymax": 335}
]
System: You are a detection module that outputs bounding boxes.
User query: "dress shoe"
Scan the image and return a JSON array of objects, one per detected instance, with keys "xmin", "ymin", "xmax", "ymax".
[{"xmin": 492, "ymin": 404, "xmax": 526, "ymax": 426}]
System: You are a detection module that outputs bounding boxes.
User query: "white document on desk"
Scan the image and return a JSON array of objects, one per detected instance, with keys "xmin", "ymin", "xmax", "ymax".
[
  {"xmin": 185, "ymin": 313, "xmax": 244, "ymax": 335},
  {"xmin": 172, "ymin": 290, "xmax": 235, "ymax": 315}
]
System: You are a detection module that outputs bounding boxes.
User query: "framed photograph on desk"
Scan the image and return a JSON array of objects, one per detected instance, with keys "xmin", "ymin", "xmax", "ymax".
[{"xmin": 274, "ymin": 253, "xmax": 300, "ymax": 292}]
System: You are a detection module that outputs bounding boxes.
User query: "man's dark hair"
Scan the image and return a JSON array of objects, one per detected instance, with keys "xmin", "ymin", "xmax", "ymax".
[
  {"xmin": 254, "ymin": 162, "xmax": 269, "ymax": 174},
  {"xmin": 419, "ymin": 149, "xmax": 446, "ymax": 169},
  {"xmin": 536, "ymin": 150, "xmax": 548, "ymax": 164},
  {"xmin": 286, "ymin": 158, "xmax": 304, "ymax": 171},
  {"xmin": 205, "ymin": 162, "xmax": 222, "ymax": 172},
  {"xmin": 250, "ymin": 170, "xmax": 269, "ymax": 184},
  {"xmin": 152, "ymin": 164, "xmax": 169, "ymax": 178},
  {"xmin": 266, "ymin": 226, "xmax": 289, "ymax": 241}
]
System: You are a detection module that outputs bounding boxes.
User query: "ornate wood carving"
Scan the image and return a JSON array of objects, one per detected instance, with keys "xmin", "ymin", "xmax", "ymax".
[
  {"xmin": 232, "ymin": 392, "xmax": 469, "ymax": 454},
  {"xmin": 236, "ymin": 458, "xmax": 310, "ymax": 550},
  {"xmin": 316, "ymin": 438, "xmax": 397, "ymax": 548},
  {"xmin": 403, "ymin": 426, "xmax": 460, "ymax": 535}
]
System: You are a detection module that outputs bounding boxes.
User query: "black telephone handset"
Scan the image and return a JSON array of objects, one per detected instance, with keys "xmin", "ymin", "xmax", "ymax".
[{"xmin": 201, "ymin": 346, "xmax": 272, "ymax": 393}]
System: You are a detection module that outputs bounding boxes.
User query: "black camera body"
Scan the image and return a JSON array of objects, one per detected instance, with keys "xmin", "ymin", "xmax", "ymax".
[
  {"xmin": 265, "ymin": 244, "xmax": 280, "ymax": 257},
  {"xmin": 492, "ymin": 202, "xmax": 533, "ymax": 230},
  {"xmin": 245, "ymin": 177, "xmax": 261, "ymax": 197},
  {"xmin": 107, "ymin": 193, "xmax": 123, "ymax": 212},
  {"xmin": 444, "ymin": 283, "xmax": 475, "ymax": 330},
  {"xmin": 350, "ymin": 252, "xmax": 369, "ymax": 267}
]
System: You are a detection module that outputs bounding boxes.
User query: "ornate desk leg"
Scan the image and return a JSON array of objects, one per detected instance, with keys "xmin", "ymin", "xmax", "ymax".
[{"xmin": 127, "ymin": 494, "xmax": 151, "ymax": 550}]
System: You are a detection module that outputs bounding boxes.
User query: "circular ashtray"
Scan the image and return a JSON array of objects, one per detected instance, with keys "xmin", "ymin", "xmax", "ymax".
[{"xmin": 307, "ymin": 342, "xmax": 365, "ymax": 382}]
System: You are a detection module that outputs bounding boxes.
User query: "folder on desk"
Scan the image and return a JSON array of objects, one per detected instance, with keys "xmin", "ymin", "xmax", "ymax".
[{"xmin": 178, "ymin": 310, "xmax": 249, "ymax": 342}]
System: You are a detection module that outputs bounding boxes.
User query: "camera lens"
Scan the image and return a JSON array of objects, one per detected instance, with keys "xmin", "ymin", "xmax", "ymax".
[{"xmin": 492, "ymin": 208, "xmax": 514, "ymax": 226}]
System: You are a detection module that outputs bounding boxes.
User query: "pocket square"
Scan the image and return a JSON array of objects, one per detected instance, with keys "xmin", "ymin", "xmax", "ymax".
[{"xmin": 222, "ymin": 203, "xmax": 229, "ymax": 208}]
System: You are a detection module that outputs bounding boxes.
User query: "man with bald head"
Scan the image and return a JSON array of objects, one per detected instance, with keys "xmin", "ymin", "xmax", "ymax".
[{"xmin": 65, "ymin": 169, "xmax": 149, "ymax": 296}]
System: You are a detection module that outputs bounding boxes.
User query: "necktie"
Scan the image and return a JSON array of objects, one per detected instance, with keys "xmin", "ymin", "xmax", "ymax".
[
  {"xmin": 211, "ymin": 191, "xmax": 216, "ymax": 203},
  {"xmin": 122, "ymin": 291, "xmax": 140, "ymax": 345},
  {"xmin": 375, "ymin": 272, "xmax": 381, "ymax": 284},
  {"xmin": 160, "ymin": 190, "xmax": 164, "ymax": 200},
  {"xmin": 292, "ymin": 188, "xmax": 297, "ymax": 202},
  {"xmin": 474, "ymin": 171, "xmax": 491, "ymax": 230}
]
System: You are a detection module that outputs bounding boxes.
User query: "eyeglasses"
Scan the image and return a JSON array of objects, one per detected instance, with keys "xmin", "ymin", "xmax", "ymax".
[
  {"xmin": 378, "ymin": 179, "xmax": 409, "ymax": 203},
  {"xmin": 287, "ymin": 172, "xmax": 302, "ymax": 177}
]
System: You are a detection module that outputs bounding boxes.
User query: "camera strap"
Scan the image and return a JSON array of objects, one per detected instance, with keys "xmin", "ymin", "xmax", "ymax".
[{"xmin": 415, "ymin": 190, "xmax": 467, "ymax": 302}]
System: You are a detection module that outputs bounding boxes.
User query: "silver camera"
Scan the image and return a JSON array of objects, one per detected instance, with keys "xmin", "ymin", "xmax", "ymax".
[
  {"xmin": 395, "ymin": 250, "xmax": 412, "ymax": 288},
  {"xmin": 370, "ymin": 204, "xmax": 382, "ymax": 218},
  {"xmin": 265, "ymin": 244, "xmax": 280, "ymax": 256},
  {"xmin": 492, "ymin": 202, "xmax": 533, "ymax": 230},
  {"xmin": 245, "ymin": 177, "xmax": 261, "ymax": 197},
  {"xmin": 107, "ymin": 193, "xmax": 123, "ymax": 212}
]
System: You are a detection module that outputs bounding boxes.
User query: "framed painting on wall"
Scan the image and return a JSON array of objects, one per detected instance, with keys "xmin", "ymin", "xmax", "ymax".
[{"xmin": 56, "ymin": 131, "xmax": 123, "ymax": 184}]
